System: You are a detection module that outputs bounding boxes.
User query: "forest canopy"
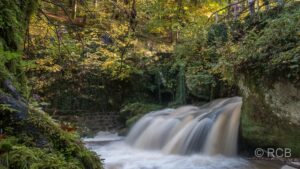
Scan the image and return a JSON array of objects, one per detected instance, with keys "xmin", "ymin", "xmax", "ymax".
[{"xmin": 21, "ymin": 0, "xmax": 296, "ymax": 114}]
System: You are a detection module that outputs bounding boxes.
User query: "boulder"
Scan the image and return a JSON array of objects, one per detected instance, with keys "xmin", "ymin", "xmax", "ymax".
[{"xmin": 238, "ymin": 75, "xmax": 300, "ymax": 157}]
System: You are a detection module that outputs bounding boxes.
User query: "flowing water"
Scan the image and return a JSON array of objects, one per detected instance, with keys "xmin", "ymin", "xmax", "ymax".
[
  {"xmin": 126, "ymin": 97, "xmax": 242, "ymax": 156},
  {"xmin": 84, "ymin": 97, "xmax": 284, "ymax": 169}
]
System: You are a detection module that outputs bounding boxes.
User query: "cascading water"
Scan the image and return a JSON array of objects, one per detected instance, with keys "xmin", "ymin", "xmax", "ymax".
[
  {"xmin": 125, "ymin": 97, "xmax": 242, "ymax": 156},
  {"xmin": 85, "ymin": 97, "xmax": 284, "ymax": 169}
]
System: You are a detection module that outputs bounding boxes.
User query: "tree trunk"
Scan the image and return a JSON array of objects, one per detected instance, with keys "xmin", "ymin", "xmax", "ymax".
[
  {"xmin": 248, "ymin": 0, "xmax": 256, "ymax": 16},
  {"xmin": 94, "ymin": 0, "xmax": 98, "ymax": 8},
  {"xmin": 227, "ymin": 0, "xmax": 232, "ymax": 20},
  {"xmin": 263, "ymin": 0, "xmax": 270, "ymax": 11},
  {"xmin": 72, "ymin": 0, "xmax": 77, "ymax": 20},
  {"xmin": 256, "ymin": 0, "xmax": 260, "ymax": 13}
]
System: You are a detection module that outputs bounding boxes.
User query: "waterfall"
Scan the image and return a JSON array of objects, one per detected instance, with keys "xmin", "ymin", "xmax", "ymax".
[{"xmin": 125, "ymin": 97, "xmax": 242, "ymax": 156}]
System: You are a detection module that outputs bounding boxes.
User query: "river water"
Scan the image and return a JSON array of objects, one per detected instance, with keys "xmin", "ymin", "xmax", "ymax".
[
  {"xmin": 83, "ymin": 97, "xmax": 292, "ymax": 169},
  {"xmin": 84, "ymin": 132, "xmax": 285, "ymax": 169}
]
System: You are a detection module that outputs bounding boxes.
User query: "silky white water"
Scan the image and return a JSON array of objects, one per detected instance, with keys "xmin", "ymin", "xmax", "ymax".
[
  {"xmin": 84, "ymin": 97, "xmax": 284, "ymax": 169},
  {"xmin": 87, "ymin": 140, "xmax": 253, "ymax": 169},
  {"xmin": 85, "ymin": 133, "xmax": 284, "ymax": 169},
  {"xmin": 126, "ymin": 97, "xmax": 242, "ymax": 155}
]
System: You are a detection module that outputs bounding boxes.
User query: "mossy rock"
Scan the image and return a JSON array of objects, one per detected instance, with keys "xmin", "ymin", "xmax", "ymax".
[
  {"xmin": 0, "ymin": 101, "xmax": 103, "ymax": 169},
  {"xmin": 239, "ymin": 77, "xmax": 300, "ymax": 157}
]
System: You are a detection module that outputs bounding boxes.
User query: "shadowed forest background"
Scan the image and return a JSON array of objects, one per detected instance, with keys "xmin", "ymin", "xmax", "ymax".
[{"xmin": 0, "ymin": 0, "xmax": 299, "ymax": 168}]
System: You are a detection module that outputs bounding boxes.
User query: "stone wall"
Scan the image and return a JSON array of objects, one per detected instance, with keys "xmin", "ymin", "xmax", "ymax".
[{"xmin": 53, "ymin": 112, "xmax": 121, "ymax": 136}]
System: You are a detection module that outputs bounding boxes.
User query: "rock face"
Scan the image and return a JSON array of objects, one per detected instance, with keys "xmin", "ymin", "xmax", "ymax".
[
  {"xmin": 264, "ymin": 82, "xmax": 300, "ymax": 125},
  {"xmin": 238, "ymin": 75, "xmax": 300, "ymax": 157}
]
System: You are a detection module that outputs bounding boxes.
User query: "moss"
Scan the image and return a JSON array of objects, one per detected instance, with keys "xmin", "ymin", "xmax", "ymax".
[
  {"xmin": 120, "ymin": 102, "xmax": 162, "ymax": 128},
  {"xmin": 0, "ymin": 50, "xmax": 27, "ymax": 94},
  {"xmin": 126, "ymin": 114, "xmax": 144, "ymax": 127},
  {"xmin": 0, "ymin": 0, "xmax": 38, "ymax": 51},
  {"xmin": 0, "ymin": 0, "xmax": 38, "ymax": 96},
  {"xmin": 0, "ymin": 139, "xmax": 82, "ymax": 169},
  {"xmin": 0, "ymin": 105, "xmax": 103, "ymax": 169},
  {"xmin": 239, "ymin": 79, "xmax": 300, "ymax": 157},
  {"xmin": 241, "ymin": 109, "xmax": 300, "ymax": 157},
  {"xmin": 26, "ymin": 107, "xmax": 103, "ymax": 169}
]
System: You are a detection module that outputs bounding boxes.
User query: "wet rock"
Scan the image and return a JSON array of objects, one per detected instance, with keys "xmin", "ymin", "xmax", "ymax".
[
  {"xmin": 238, "ymin": 75, "xmax": 300, "ymax": 157},
  {"xmin": 0, "ymin": 94, "xmax": 27, "ymax": 120},
  {"xmin": 3, "ymin": 80, "xmax": 26, "ymax": 103}
]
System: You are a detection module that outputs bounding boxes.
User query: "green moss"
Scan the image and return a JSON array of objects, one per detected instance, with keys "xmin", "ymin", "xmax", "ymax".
[
  {"xmin": 0, "ymin": 0, "xmax": 38, "ymax": 96},
  {"xmin": 0, "ymin": 0, "xmax": 38, "ymax": 50},
  {"xmin": 26, "ymin": 107, "xmax": 103, "ymax": 169},
  {"xmin": 120, "ymin": 102, "xmax": 162, "ymax": 127},
  {"xmin": 0, "ymin": 139, "xmax": 82, "ymax": 169},
  {"xmin": 240, "ymin": 79, "xmax": 300, "ymax": 157},
  {"xmin": 126, "ymin": 114, "xmax": 144, "ymax": 127},
  {"xmin": 0, "ymin": 105, "xmax": 103, "ymax": 169},
  {"xmin": 241, "ymin": 110, "xmax": 300, "ymax": 157},
  {"xmin": 0, "ymin": 50, "xmax": 25, "ymax": 92}
]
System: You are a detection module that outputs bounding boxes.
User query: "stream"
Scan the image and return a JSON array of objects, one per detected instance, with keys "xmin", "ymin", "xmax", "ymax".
[
  {"xmin": 83, "ymin": 97, "xmax": 294, "ymax": 169},
  {"xmin": 84, "ymin": 132, "xmax": 286, "ymax": 169}
]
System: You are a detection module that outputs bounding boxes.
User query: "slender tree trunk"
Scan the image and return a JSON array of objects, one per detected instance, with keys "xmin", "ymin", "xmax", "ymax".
[
  {"xmin": 129, "ymin": 0, "xmax": 137, "ymax": 31},
  {"xmin": 94, "ymin": 0, "xmax": 98, "ymax": 8},
  {"xmin": 241, "ymin": 0, "xmax": 246, "ymax": 12},
  {"xmin": 263, "ymin": 0, "xmax": 270, "ymax": 11},
  {"xmin": 72, "ymin": 0, "xmax": 77, "ymax": 20},
  {"xmin": 227, "ymin": 0, "xmax": 232, "ymax": 20},
  {"xmin": 215, "ymin": 13, "xmax": 219, "ymax": 23},
  {"xmin": 157, "ymin": 72, "xmax": 162, "ymax": 104},
  {"xmin": 248, "ymin": 0, "xmax": 256, "ymax": 16},
  {"xmin": 256, "ymin": 0, "xmax": 260, "ymax": 13},
  {"xmin": 170, "ymin": 28, "xmax": 173, "ymax": 43},
  {"xmin": 233, "ymin": 1, "xmax": 239, "ymax": 20}
]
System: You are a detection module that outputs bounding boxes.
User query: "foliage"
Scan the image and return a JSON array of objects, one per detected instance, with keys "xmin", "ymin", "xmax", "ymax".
[
  {"xmin": 0, "ymin": 105, "xmax": 103, "ymax": 169},
  {"xmin": 0, "ymin": 137, "xmax": 81, "ymax": 169},
  {"xmin": 26, "ymin": 0, "xmax": 300, "ymax": 115},
  {"xmin": 0, "ymin": 0, "xmax": 103, "ymax": 167},
  {"xmin": 24, "ymin": 0, "xmax": 226, "ymax": 113},
  {"xmin": 232, "ymin": 7, "xmax": 300, "ymax": 83}
]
